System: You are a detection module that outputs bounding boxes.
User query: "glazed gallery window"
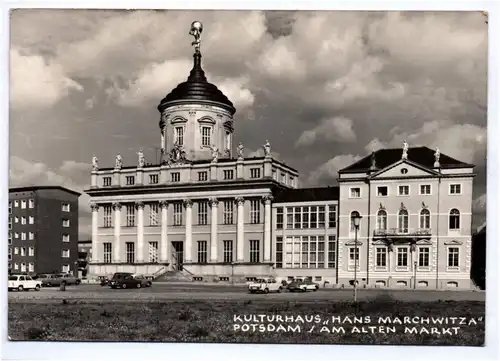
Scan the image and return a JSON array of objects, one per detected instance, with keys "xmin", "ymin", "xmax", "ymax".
[
  {"xmin": 125, "ymin": 242, "xmax": 135, "ymax": 264},
  {"xmin": 449, "ymin": 209, "xmax": 460, "ymax": 230},
  {"xmin": 223, "ymin": 240, "xmax": 233, "ymax": 263},
  {"xmin": 103, "ymin": 205, "xmax": 112, "ymax": 228},
  {"xmin": 350, "ymin": 211, "xmax": 361, "ymax": 232},
  {"xmin": 201, "ymin": 126, "xmax": 211, "ymax": 147},
  {"xmin": 249, "ymin": 240, "xmax": 260, "ymax": 263},
  {"xmin": 420, "ymin": 209, "xmax": 431, "ymax": 229},
  {"xmin": 284, "ymin": 236, "xmax": 325, "ymax": 269},
  {"xmin": 376, "ymin": 210, "xmax": 387, "ymax": 230},
  {"xmin": 197, "ymin": 241, "xmax": 207, "ymax": 263},
  {"xmin": 375, "ymin": 247, "xmax": 387, "ymax": 267},
  {"xmin": 250, "ymin": 200, "xmax": 261, "ymax": 224},
  {"xmin": 175, "ymin": 126, "xmax": 184, "ymax": 146},
  {"xmin": 223, "ymin": 201, "xmax": 234, "ymax": 225},
  {"xmin": 126, "ymin": 205, "xmax": 135, "ymax": 227},
  {"xmin": 398, "ymin": 209, "xmax": 409, "ymax": 233},
  {"xmin": 397, "ymin": 247, "xmax": 409, "ymax": 267},
  {"xmin": 149, "ymin": 241, "xmax": 159, "ymax": 263},
  {"xmin": 418, "ymin": 247, "xmax": 430, "ymax": 267},
  {"xmin": 103, "ymin": 243, "xmax": 112, "ymax": 263},
  {"xmin": 276, "ymin": 207, "xmax": 283, "ymax": 229},
  {"xmin": 198, "ymin": 201, "xmax": 208, "ymax": 225},
  {"xmin": 286, "ymin": 206, "xmax": 325, "ymax": 229},
  {"xmin": 328, "ymin": 206, "xmax": 337, "ymax": 228},
  {"xmin": 149, "ymin": 203, "xmax": 159, "ymax": 226},
  {"xmin": 448, "ymin": 247, "xmax": 459, "ymax": 267},
  {"xmin": 327, "ymin": 235, "xmax": 336, "ymax": 268},
  {"xmin": 275, "ymin": 237, "xmax": 283, "ymax": 268},
  {"xmin": 173, "ymin": 203, "xmax": 183, "ymax": 226}
]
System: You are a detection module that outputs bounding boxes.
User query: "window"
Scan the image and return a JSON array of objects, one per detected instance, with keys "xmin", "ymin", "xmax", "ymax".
[
  {"xmin": 62, "ymin": 249, "xmax": 70, "ymax": 258},
  {"xmin": 223, "ymin": 170, "xmax": 234, "ymax": 180},
  {"xmin": 29, "ymin": 199, "xmax": 35, "ymax": 208},
  {"xmin": 198, "ymin": 201, "xmax": 208, "ymax": 225},
  {"xmin": 249, "ymin": 240, "xmax": 260, "ymax": 263},
  {"xmin": 21, "ymin": 216, "xmax": 26, "ymax": 225},
  {"xmin": 275, "ymin": 236, "xmax": 283, "ymax": 268},
  {"xmin": 21, "ymin": 233, "xmax": 26, "ymax": 241},
  {"xmin": 126, "ymin": 205, "xmax": 135, "ymax": 227},
  {"xmin": 272, "ymin": 169, "xmax": 277, "ymax": 180},
  {"xmin": 29, "ymin": 232, "xmax": 34, "ymax": 240},
  {"xmin": 14, "ymin": 200, "xmax": 19, "ymax": 207},
  {"xmin": 14, "ymin": 263, "xmax": 19, "ymax": 270},
  {"xmin": 62, "ymin": 219, "xmax": 70, "ymax": 227},
  {"xmin": 149, "ymin": 241, "xmax": 158, "ymax": 263},
  {"xmin": 223, "ymin": 240, "xmax": 233, "ymax": 263},
  {"xmin": 223, "ymin": 200, "xmax": 234, "ymax": 225},
  {"xmin": 250, "ymin": 200, "xmax": 260, "ymax": 224},
  {"xmin": 8, "ymin": 232, "xmax": 12, "ymax": 245},
  {"xmin": 126, "ymin": 176, "xmax": 135, "ymax": 185},
  {"xmin": 21, "ymin": 263, "xmax": 27, "ymax": 273},
  {"xmin": 173, "ymin": 203, "xmax": 183, "ymax": 226},
  {"xmin": 9, "ymin": 202, "xmax": 12, "ymax": 214},
  {"xmin": 348, "ymin": 247, "xmax": 359, "ymax": 268},
  {"xmin": 62, "ymin": 234, "xmax": 69, "ymax": 243},
  {"xmin": 283, "ymin": 236, "xmax": 326, "ymax": 268},
  {"xmin": 14, "ymin": 233, "xmax": 19, "ymax": 239},
  {"xmin": 289, "ymin": 176, "xmax": 295, "ymax": 187},
  {"xmin": 198, "ymin": 171, "xmax": 208, "ymax": 181},
  {"xmin": 377, "ymin": 210, "xmax": 387, "ymax": 230},
  {"xmin": 281, "ymin": 173, "xmax": 286, "ymax": 183},
  {"xmin": 103, "ymin": 205, "xmax": 113, "ymax": 227},
  {"xmin": 175, "ymin": 126, "xmax": 184, "ymax": 146},
  {"xmin": 328, "ymin": 235, "xmax": 336, "ymax": 268},
  {"xmin": 28, "ymin": 262, "xmax": 34, "ymax": 273},
  {"xmin": 420, "ymin": 209, "xmax": 431, "ymax": 229},
  {"xmin": 103, "ymin": 243, "xmax": 112, "ymax": 263},
  {"xmin": 197, "ymin": 241, "xmax": 207, "ymax": 263},
  {"xmin": 276, "ymin": 207, "xmax": 283, "ymax": 229},
  {"xmin": 62, "ymin": 203, "xmax": 70, "ymax": 212},
  {"xmin": 15, "ymin": 217, "xmax": 19, "ymax": 223},
  {"xmin": 448, "ymin": 247, "xmax": 459, "ymax": 267},
  {"xmin": 8, "ymin": 218, "xmax": 11, "ymax": 230},
  {"xmin": 149, "ymin": 203, "xmax": 159, "ymax": 226},
  {"xmin": 398, "ymin": 185, "xmax": 410, "ymax": 196},
  {"xmin": 286, "ymin": 206, "xmax": 325, "ymax": 229},
  {"xmin": 449, "ymin": 209, "xmax": 460, "ymax": 230},
  {"xmin": 397, "ymin": 247, "xmax": 408, "ymax": 267},
  {"xmin": 377, "ymin": 186, "xmax": 388, "ymax": 197},
  {"xmin": 420, "ymin": 184, "xmax": 431, "ymax": 195},
  {"xmin": 376, "ymin": 247, "xmax": 387, "ymax": 267},
  {"xmin": 21, "ymin": 200, "xmax": 27, "ymax": 209},
  {"xmin": 250, "ymin": 168, "xmax": 261, "ymax": 179},
  {"xmin": 350, "ymin": 211, "xmax": 361, "ymax": 232},
  {"xmin": 201, "ymin": 126, "xmax": 211, "ymax": 147},
  {"xmin": 8, "ymin": 262, "xmax": 11, "ymax": 269},
  {"xmin": 103, "ymin": 177, "xmax": 112, "ymax": 186},
  {"xmin": 21, "ymin": 247, "xmax": 26, "ymax": 256},
  {"xmin": 62, "ymin": 264, "xmax": 70, "ymax": 273},
  {"xmin": 418, "ymin": 247, "xmax": 430, "ymax": 267},
  {"xmin": 350, "ymin": 187, "xmax": 361, "ymax": 198},
  {"xmin": 126, "ymin": 242, "xmax": 135, "ymax": 263},
  {"xmin": 398, "ymin": 209, "xmax": 409, "ymax": 233},
  {"xmin": 149, "ymin": 174, "xmax": 159, "ymax": 184},
  {"xmin": 328, "ymin": 206, "xmax": 337, "ymax": 228},
  {"xmin": 29, "ymin": 216, "xmax": 34, "ymax": 224},
  {"xmin": 171, "ymin": 172, "xmax": 180, "ymax": 182},
  {"xmin": 450, "ymin": 184, "xmax": 462, "ymax": 195}
]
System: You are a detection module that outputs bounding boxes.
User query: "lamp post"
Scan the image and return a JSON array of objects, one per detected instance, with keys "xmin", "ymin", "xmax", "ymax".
[
  {"xmin": 352, "ymin": 214, "xmax": 362, "ymax": 302},
  {"xmin": 231, "ymin": 261, "xmax": 235, "ymax": 285},
  {"xmin": 413, "ymin": 261, "xmax": 417, "ymax": 289}
]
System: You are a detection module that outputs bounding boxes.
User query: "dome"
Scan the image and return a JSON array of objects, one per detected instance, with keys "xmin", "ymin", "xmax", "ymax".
[{"xmin": 157, "ymin": 52, "xmax": 236, "ymax": 115}]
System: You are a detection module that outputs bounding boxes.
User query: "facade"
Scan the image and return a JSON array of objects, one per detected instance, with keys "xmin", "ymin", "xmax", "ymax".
[
  {"xmin": 8, "ymin": 186, "xmax": 80, "ymax": 275},
  {"xmin": 85, "ymin": 21, "xmax": 476, "ymax": 289}
]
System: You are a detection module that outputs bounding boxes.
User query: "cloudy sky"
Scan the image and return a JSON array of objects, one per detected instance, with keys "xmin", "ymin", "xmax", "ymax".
[{"xmin": 9, "ymin": 10, "xmax": 488, "ymax": 238}]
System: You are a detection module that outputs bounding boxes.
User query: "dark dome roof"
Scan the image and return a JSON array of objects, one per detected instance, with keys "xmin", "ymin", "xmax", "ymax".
[{"xmin": 157, "ymin": 52, "xmax": 236, "ymax": 115}]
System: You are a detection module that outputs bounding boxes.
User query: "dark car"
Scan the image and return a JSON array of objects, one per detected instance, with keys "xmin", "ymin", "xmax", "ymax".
[
  {"xmin": 287, "ymin": 280, "xmax": 304, "ymax": 292},
  {"xmin": 109, "ymin": 272, "xmax": 143, "ymax": 289},
  {"xmin": 132, "ymin": 274, "xmax": 152, "ymax": 287}
]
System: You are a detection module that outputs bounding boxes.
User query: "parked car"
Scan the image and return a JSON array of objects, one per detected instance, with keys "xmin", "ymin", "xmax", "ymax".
[
  {"xmin": 132, "ymin": 274, "xmax": 152, "ymax": 287},
  {"xmin": 8, "ymin": 275, "xmax": 41, "ymax": 292},
  {"xmin": 109, "ymin": 272, "xmax": 143, "ymax": 289},
  {"xmin": 288, "ymin": 279, "xmax": 319, "ymax": 292},
  {"xmin": 248, "ymin": 278, "xmax": 282, "ymax": 294},
  {"xmin": 41, "ymin": 273, "xmax": 81, "ymax": 287}
]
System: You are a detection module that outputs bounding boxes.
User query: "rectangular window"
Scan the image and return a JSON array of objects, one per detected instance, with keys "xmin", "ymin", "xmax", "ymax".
[
  {"xmin": 28, "ymin": 262, "xmax": 34, "ymax": 273},
  {"xmin": 448, "ymin": 247, "xmax": 459, "ymax": 267},
  {"xmin": 29, "ymin": 199, "xmax": 35, "ymax": 208},
  {"xmin": 377, "ymin": 186, "xmax": 388, "ymax": 197},
  {"xmin": 223, "ymin": 170, "xmax": 234, "ymax": 180},
  {"xmin": 29, "ymin": 232, "xmax": 35, "ymax": 240},
  {"xmin": 126, "ymin": 242, "xmax": 135, "ymax": 263},
  {"xmin": 450, "ymin": 184, "xmax": 462, "ymax": 195},
  {"xmin": 294, "ymin": 207, "xmax": 302, "ymax": 228},
  {"xmin": 328, "ymin": 235, "xmax": 336, "ymax": 268},
  {"xmin": 375, "ymin": 247, "xmax": 387, "ymax": 267},
  {"xmin": 126, "ymin": 176, "xmax": 135, "ymax": 185},
  {"xmin": 103, "ymin": 177, "xmax": 112, "ymax": 186},
  {"xmin": 15, "ymin": 217, "xmax": 19, "ymax": 223},
  {"xmin": 318, "ymin": 206, "xmax": 325, "ymax": 228},
  {"xmin": 29, "ymin": 216, "xmax": 34, "ymax": 224},
  {"xmin": 197, "ymin": 241, "xmax": 208, "ymax": 263},
  {"xmin": 14, "ymin": 247, "xmax": 19, "ymax": 255},
  {"xmin": 289, "ymin": 176, "xmax": 295, "ymax": 187},
  {"xmin": 62, "ymin": 203, "xmax": 70, "ymax": 212},
  {"xmin": 198, "ymin": 201, "xmax": 208, "ymax": 225},
  {"xmin": 272, "ymin": 169, "xmax": 277, "ymax": 180},
  {"xmin": 149, "ymin": 203, "xmax": 159, "ymax": 226},
  {"xmin": 61, "ymin": 264, "xmax": 70, "ymax": 273},
  {"xmin": 9, "ymin": 202, "xmax": 12, "ymax": 214},
  {"xmin": 103, "ymin": 205, "xmax": 113, "ymax": 228},
  {"xmin": 201, "ymin": 126, "xmax": 211, "ymax": 147},
  {"xmin": 276, "ymin": 207, "xmax": 283, "ymax": 229},
  {"xmin": 62, "ymin": 234, "xmax": 69, "ymax": 243},
  {"xmin": 286, "ymin": 207, "xmax": 293, "ymax": 229},
  {"xmin": 281, "ymin": 173, "xmax": 286, "ymax": 183},
  {"xmin": 223, "ymin": 240, "xmax": 233, "ymax": 263},
  {"xmin": 148, "ymin": 241, "xmax": 159, "ymax": 263},
  {"xmin": 175, "ymin": 126, "xmax": 184, "ymax": 146},
  {"xmin": 149, "ymin": 174, "xmax": 159, "ymax": 184},
  {"xmin": 348, "ymin": 247, "xmax": 359, "ymax": 268},
  {"xmin": 62, "ymin": 219, "xmax": 70, "ymax": 227},
  {"xmin": 21, "ymin": 216, "xmax": 26, "ymax": 225},
  {"xmin": 8, "ymin": 232, "xmax": 12, "ymax": 245},
  {"xmin": 62, "ymin": 249, "xmax": 70, "ymax": 258},
  {"xmin": 276, "ymin": 236, "xmax": 283, "ymax": 268},
  {"xmin": 328, "ymin": 206, "xmax": 337, "ymax": 228},
  {"xmin": 126, "ymin": 205, "xmax": 135, "ymax": 227},
  {"xmin": 21, "ymin": 247, "xmax": 26, "ymax": 256},
  {"xmin": 301, "ymin": 207, "xmax": 309, "ymax": 228},
  {"xmin": 250, "ymin": 168, "xmax": 261, "ymax": 179},
  {"xmin": 420, "ymin": 184, "xmax": 431, "ymax": 195},
  {"xmin": 14, "ymin": 232, "xmax": 19, "ymax": 239},
  {"xmin": 173, "ymin": 203, "xmax": 183, "ymax": 226},
  {"xmin": 14, "ymin": 263, "xmax": 19, "ymax": 270},
  {"xmin": 21, "ymin": 233, "xmax": 26, "ymax": 241},
  {"xmin": 223, "ymin": 200, "xmax": 234, "ymax": 225},
  {"xmin": 21, "ymin": 200, "xmax": 27, "ymax": 209},
  {"xmin": 418, "ymin": 247, "xmax": 430, "ymax": 267},
  {"xmin": 249, "ymin": 240, "xmax": 260, "ymax": 263},
  {"xmin": 350, "ymin": 187, "xmax": 361, "ymax": 198},
  {"xmin": 398, "ymin": 185, "xmax": 410, "ymax": 196},
  {"xmin": 8, "ymin": 217, "xmax": 11, "ymax": 230},
  {"xmin": 397, "ymin": 247, "xmax": 408, "ymax": 267},
  {"xmin": 14, "ymin": 200, "xmax": 19, "ymax": 207},
  {"xmin": 171, "ymin": 172, "xmax": 180, "ymax": 182},
  {"xmin": 103, "ymin": 243, "xmax": 112, "ymax": 263},
  {"xmin": 198, "ymin": 171, "xmax": 208, "ymax": 181},
  {"xmin": 250, "ymin": 199, "xmax": 260, "ymax": 224}
]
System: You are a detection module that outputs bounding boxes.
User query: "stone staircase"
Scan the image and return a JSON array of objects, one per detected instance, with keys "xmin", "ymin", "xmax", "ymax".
[{"xmin": 155, "ymin": 269, "xmax": 193, "ymax": 282}]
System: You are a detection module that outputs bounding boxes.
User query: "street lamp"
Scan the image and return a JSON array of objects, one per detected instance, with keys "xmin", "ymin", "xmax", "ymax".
[
  {"xmin": 352, "ymin": 213, "xmax": 362, "ymax": 302},
  {"xmin": 413, "ymin": 261, "xmax": 417, "ymax": 289},
  {"xmin": 231, "ymin": 261, "xmax": 235, "ymax": 285}
]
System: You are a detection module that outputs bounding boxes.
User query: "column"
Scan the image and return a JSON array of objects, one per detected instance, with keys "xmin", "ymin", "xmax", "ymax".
[
  {"xmin": 159, "ymin": 200, "xmax": 169, "ymax": 263},
  {"xmin": 184, "ymin": 199, "xmax": 193, "ymax": 262},
  {"xmin": 136, "ymin": 202, "xmax": 145, "ymax": 263},
  {"xmin": 263, "ymin": 195, "xmax": 273, "ymax": 262},
  {"xmin": 90, "ymin": 203, "xmax": 99, "ymax": 263},
  {"xmin": 113, "ymin": 202, "xmax": 122, "ymax": 263},
  {"xmin": 236, "ymin": 197, "xmax": 245, "ymax": 262},
  {"xmin": 209, "ymin": 198, "xmax": 219, "ymax": 262}
]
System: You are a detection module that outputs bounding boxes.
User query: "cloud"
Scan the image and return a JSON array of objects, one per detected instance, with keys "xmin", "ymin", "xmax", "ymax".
[
  {"xmin": 295, "ymin": 116, "xmax": 357, "ymax": 147},
  {"xmin": 473, "ymin": 193, "xmax": 486, "ymax": 213},
  {"xmin": 307, "ymin": 154, "xmax": 362, "ymax": 186}
]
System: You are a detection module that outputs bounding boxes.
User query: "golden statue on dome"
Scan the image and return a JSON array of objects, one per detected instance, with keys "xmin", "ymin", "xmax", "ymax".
[{"xmin": 189, "ymin": 21, "xmax": 203, "ymax": 53}]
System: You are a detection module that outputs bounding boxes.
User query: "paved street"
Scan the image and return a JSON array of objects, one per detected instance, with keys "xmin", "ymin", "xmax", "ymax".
[{"xmin": 8, "ymin": 283, "xmax": 485, "ymax": 303}]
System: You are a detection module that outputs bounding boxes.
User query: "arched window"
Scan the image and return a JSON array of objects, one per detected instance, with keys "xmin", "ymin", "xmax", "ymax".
[
  {"xmin": 449, "ymin": 209, "xmax": 460, "ymax": 230},
  {"xmin": 350, "ymin": 211, "xmax": 360, "ymax": 231},
  {"xmin": 377, "ymin": 210, "xmax": 387, "ymax": 230},
  {"xmin": 398, "ymin": 209, "xmax": 409, "ymax": 233},
  {"xmin": 420, "ymin": 209, "xmax": 430, "ymax": 229}
]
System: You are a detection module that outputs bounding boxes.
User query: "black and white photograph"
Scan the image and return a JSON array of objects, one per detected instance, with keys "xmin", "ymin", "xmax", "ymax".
[{"xmin": 4, "ymin": 4, "xmax": 493, "ymax": 352}]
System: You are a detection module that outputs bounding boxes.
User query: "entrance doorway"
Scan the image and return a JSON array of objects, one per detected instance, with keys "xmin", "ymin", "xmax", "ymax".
[{"xmin": 171, "ymin": 241, "xmax": 184, "ymax": 271}]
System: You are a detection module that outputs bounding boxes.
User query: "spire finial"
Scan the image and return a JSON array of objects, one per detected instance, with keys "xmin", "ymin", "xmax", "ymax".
[{"xmin": 189, "ymin": 21, "xmax": 203, "ymax": 54}]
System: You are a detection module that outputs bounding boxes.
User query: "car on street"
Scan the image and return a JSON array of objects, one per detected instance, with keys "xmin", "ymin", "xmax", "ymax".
[
  {"xmin": 41, "ymin": 273, "xmax": 81, "ymax": 287},
  {"xmin": 248, "ymin": 278, "xmax": 282, "ymax": 294},
  {"xmin": 132, "ymin": 274, "xmax": 152, "ymax": 287},
  {"xmin": 8, "ymin": 275, "xmax": 42, "ymax": 292},
  {"xmin": 109, "ymin": 272, "xmax": 143, "ymax": 289},
  {"xmin": 288, "ymin": 279, "xmax": 319, "ymax": 292}
]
